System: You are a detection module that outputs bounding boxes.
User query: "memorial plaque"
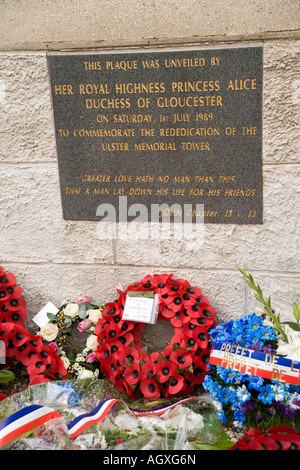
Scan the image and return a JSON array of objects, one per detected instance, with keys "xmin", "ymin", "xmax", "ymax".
[{"xmin": 48, "ymin": 47, "xmax": 263, "ymax": 224}]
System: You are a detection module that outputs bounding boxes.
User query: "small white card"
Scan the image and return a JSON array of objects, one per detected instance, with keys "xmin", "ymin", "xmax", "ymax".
[
  {"xmin": 32, "ymin": 301, "xmax": 59, "ymax": 328},
  {"xmin": 123, "ymin": 292, "xmax": 159, "ymax": 324}
]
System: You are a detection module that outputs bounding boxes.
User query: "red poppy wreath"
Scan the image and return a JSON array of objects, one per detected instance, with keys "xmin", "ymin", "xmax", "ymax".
[
  {"xmin": 0, "ymin": 265, "xmax": 68, "ymax": 386},
  {"xmin": 95, "ymin": 273, "xmax": 218, "ymax": 400}
]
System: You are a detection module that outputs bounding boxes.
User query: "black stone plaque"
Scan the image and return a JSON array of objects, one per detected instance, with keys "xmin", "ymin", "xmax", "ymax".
[{"xmin": 48, "ymin": 47, "xmax": 263, "ymax": 223}]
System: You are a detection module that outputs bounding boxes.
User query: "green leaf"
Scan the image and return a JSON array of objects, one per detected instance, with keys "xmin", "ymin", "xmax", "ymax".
[
  {"xmin": 293, "ymin": 302, "xmax": 300, "ymax": 323},
  {"xmin": 212, "ymin": 431, "xmax": 234, "ymax": 450},
  {"xmin": 0, "ymin": 369, "xmax": 15, "ymax": 383},
  {"xmin": 282, "ymin": 321, "xmax": 300, "ymax": 331},
  {"xmin": 78, "ymin": 303, "xmax": 87, "ymax": 319},
  {"xmin": 47, "ymin": 312, "xmax": 57, "ymax": 321}
]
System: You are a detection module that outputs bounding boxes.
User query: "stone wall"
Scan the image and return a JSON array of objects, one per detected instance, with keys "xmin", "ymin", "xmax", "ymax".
[{"xmin": 0, "ymin": 1, "xmax": 299, "ymax": 330}]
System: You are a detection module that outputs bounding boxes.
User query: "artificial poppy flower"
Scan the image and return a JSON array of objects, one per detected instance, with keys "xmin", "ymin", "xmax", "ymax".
[
  {"xmin": 140, "ymin": 361, "xmax": 157, "ymax": 381},
  {"xmin": 118, "ymin": 347, "xmax": 140, "ymax": 367},
  {"xmin": 0, "ymin": 306, "xmax": 27, "ymax": 325},
  {"xmin": 230, "ymin": 426, "xmax": 300, "ymax": 451},
  {"xmin": 191, "ymin": 366, "xmax": 207, "ymax": 384},
  {"xmin": 115, "ymin": 377, "xmax": 135, "ymax": 399},
  {"xmin": 0, "ymin": 271, "xmax": 16, "ymax": 288},
  {"xmin": 160, "ymin": 305, "xmax": 176, "ymax": 319},
  {"xmin": 166, "ymin": 375, "xmax": 185, "ymax": 395},
  {"xmin": 164, "ymin": 293, "xmax": 184, "ymax": 311},
  {"xmin": 190, "ymin": 314, "xmax": 215, "ymax": 329},
  {"xmin": 192, "ymin": 327, "xmax": 209, "ymax": 348},
  {"xmin": 170, "ymin": 308, "xmax": 190, "ymax": 328},
  {"xmin": 140, "ymin": 378, "xmax": 161, "ymax": 399},
  {"xmin": 150, "ymin": 274, "xmax": 174, "ymax": 295},
  {"xmin": 124, "ymin": 362, "xmax": 140, "ymax": 385},
  {"xmin": 102, "ymin": 356, "xmax": 120, "ymax": 379},
  {"xmin": 193, "ymin": 348, "xmax": 211, "ymax": 371},
  {"xmin": 169, "ymin": 349, "xmax": 193, "ymax": 369},
  {"xmin": 156, "ymin": 360, "xmax": 177, "ymax": 383},
  {"xmin": 117, "ymin": 330, "xmax": 134, "ymax": 349},
  {"xmin": 3, "ymin": 297, "xmax": 26, "ymax": 312},
  {"xmin": 45, "ymin": 357, "xmax": 67, "ymax": 382},
  {"xmin": 182, "ymin": 321, "xmax": 198, "ymax": 338}
]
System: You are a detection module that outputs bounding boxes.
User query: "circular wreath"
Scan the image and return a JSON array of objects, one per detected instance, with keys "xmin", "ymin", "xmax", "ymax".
[
  {"xmin": 95, "ymin": 273, "xmax": 218, "ymax": 400},
  {"xmin": 0, "ymin": 265, "xmax": 68, "ymax": 387},
  {"xmin": 38, "ymin": 296, "xmax": 105, "ymax": 380}
]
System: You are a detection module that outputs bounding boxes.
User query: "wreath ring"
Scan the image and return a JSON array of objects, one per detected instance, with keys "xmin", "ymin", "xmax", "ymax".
[{"xmin": 95, "ymin": 273, "xmax": 218, "ymax": 400}]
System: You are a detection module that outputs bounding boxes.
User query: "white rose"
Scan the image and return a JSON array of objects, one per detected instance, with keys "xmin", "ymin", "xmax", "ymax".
[
  {"xmin": 40, "ymin": 323, "xmax": 59, "ymax": 342},
  {"xmin": 87, "ymin": 309, "xmax": 103, "ymax": 324},
  {"xmin": 86, "ymin": 334, "xmax": 98, "ymax": 351},
  {"xmin": 63, "ymin": 303, "xmax": 79, "ymax": 318},
  {"xmin": 61, "ymin": 355, "xmax": 70, "ymax": 369},
  {"xmin": 77, "ymin": 369, "xmax": 94, "ymax": 379}
]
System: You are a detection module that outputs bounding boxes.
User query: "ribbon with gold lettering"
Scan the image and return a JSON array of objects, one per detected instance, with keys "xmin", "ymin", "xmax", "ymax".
[{"xmin": 209, "ymin": 342, "xmax": 300, "ymax": 385}]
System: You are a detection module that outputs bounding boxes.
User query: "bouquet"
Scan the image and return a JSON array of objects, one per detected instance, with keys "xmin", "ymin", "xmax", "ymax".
[{"xmin": 203, "ymin": 269, "xmax": 300, "ymax": 432}]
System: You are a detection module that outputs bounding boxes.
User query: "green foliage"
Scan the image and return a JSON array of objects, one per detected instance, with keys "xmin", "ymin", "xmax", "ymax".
[{"xmin": 0, "ymin": 369, "xmax": 15, "ymax": 383}]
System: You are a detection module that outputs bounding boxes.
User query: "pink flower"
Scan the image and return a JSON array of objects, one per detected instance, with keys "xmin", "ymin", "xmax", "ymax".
[
  {"xmin": 78, "ymin": 319, "xmax": 92, "ymax": 332},
  {"xmin": 86, "ymin": 352, "xmax": 96, "ymax": 363},
  {"xmin": 76, "ymin": 296, "xmax": 92, "ymax": 305},
  {"xmin": 49, "ymin": 342, "xmax": 59, "ymax": 354}
]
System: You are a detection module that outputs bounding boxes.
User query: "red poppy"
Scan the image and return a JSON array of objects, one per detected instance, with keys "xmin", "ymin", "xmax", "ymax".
[
  {"xmin": 190, "ymin": 314, "xmax": 215, "ymax": 329},
  {"xmin": 124, "ymin": 363, "xmax": 140, "ymax": 385},
  {"xmin": 230, "ymin": 426, "xmax": 300, "ymax": 451},
  {"xmin": 140, "ymin": 378, "xmax": 161, "ymax": 399},
  {"xmin": 170, "ymin": 349, "xmax": 193, "ymax": 369},
  {"xmin": 166, "ymin": 375, "xmax": 185, "ymax": 395},
  {"xmin": 45, "ymin": 357, "xmax": 67, "ymax": 383},
  {"xmin": 118, "ymin": 347, "xmax": 140, "ymax": 367},
  {"xmin": 192, "ymin": 327, "xmax": 209, "ymax": 348},
  {"xmin": 156, "ymin": 360, "xmax": 177, "ymax": 383},
  {"xmin": 140, "ymin": 361, "xmax": 157, "ymax": 381},
  {"xmin": 170, "ymin": 308, "xmax": 190, "ymax": 328},
  {"xmin": 160, "ymin": 305, "xmax": 175, "ymax": 319},
  {"xmin": 182, "ymin": 321, "xmax": 198, "ymax": 338},
  {"xmin": 1, "ymin": 307, "xmax": 27, "ymax": 325},
  {"xmin": 115, "ymin": 377, "xmax": 134, "ymax": 399},
  {"xmin": 102, "ymin": 356, "xmax": 120, "ymax": 379},
  {"xmin": 191, "ymin": 366, "xmax": 207, "ymax": 384},
  {"xmin": 0, "ymin": 271, "xmax": 17, "ymax": 288},
  {"xmin": 193, "ymin": 348, "xmax": 211, "ymax": 371}
]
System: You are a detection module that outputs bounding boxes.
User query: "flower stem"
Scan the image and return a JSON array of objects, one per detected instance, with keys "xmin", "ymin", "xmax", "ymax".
[{"xmin": 238, "ymin": 267, "xmax": 288, "ymax": 342}]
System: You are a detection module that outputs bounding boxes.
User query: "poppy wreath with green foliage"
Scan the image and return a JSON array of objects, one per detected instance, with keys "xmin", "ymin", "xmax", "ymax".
[
  {"xmin": 0, "ymin": 265, "xmax": 68, "ymax": 387},
  {"xmin": 95, "ymin": 273, "xmax": 218, "ymax": 400}
]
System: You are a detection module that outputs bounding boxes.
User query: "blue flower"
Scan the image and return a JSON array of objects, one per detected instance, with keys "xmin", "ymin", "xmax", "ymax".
[
  {"xmin": 217, "ymin": 410, "xmax": 227, "ymax": 424},
  {"xmin": 218, "ymin": 367, "xmax": 238, "ymax": 384},
  {"xmin": 233, "ymin": 409, "xmax": 246, "ymax": 424},
  {"xmin": 247, "ymin": 375, "xmax": 265, "ymax": 391},
  {"xmin": 236, "ymin": 384, "xmax": 251, "ymax": 403},
  {"xmin": 219, "ymin": 387, "xmax": 232, "ymax": 404},
  {"xmin": 258, "ymin": 384, "xmax": 275, "ymax": 404}
]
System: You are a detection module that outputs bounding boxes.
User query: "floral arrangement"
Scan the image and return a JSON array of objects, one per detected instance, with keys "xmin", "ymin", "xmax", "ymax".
[
  {"xmin": 230, "ymin": 425, "xmax": 300, "ymax": 450},
  {"xmin": 95, "ymin": 273, "xmax": 217, "ymax": 400},
  {"xmin": 0, "ymin": 266, "xmax": 67, "ymax": 388},
  {"xmin": 203, "ymin": 269, "xmax": 300, "ymax": 432},
  {"xmin": 38, "ymin": 296, "xmax": 106, "ymax": 380}
]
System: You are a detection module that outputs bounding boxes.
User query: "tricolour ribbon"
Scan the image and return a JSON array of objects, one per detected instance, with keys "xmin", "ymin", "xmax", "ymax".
[
  {"xmin": 209, "ymin": 342, "xmax": 300, "ymax": 385},
  {"xmin": 0, "ymin": 404, "xmax": 61, "ymax": 448},
  {"xmin": 0, "ymin": 395, "xmax": 199, "ymax": 448}
]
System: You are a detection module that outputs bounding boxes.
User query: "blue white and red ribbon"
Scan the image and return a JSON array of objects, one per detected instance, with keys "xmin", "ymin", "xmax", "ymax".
[
  {"xmin": 209, "ymin": 342, "xmax": 300, "ymax": 385},
  {"xmin": 0, "ymin": 395, "xmax": 199, "ymax": 447},
  {"xmin": 0, "ymin": 404, "xmax": 61, "ymax": 448}
]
